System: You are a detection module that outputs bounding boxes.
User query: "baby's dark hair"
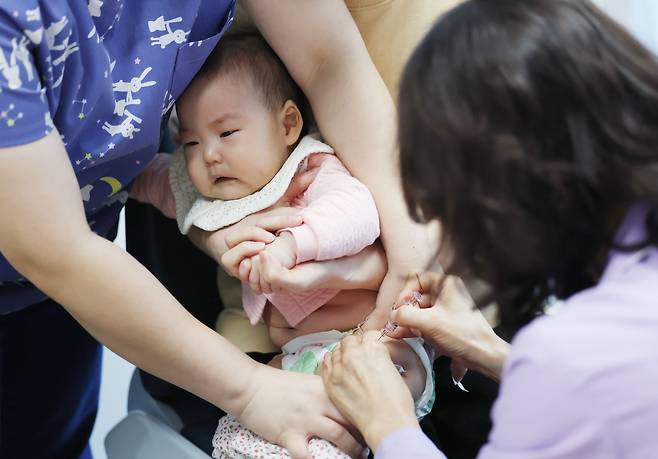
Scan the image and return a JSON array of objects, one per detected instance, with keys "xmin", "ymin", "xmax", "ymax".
[
  {"xmin": 198, "ymin": 33, "xmax": 311, "ymax": 132},
  {"xmin": 399, "ymin": 0, "xmax": 658, "ymax": 330}
]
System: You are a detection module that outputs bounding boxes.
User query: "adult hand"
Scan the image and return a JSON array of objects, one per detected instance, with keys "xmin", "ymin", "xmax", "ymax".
[
  {"xmin": 390, "ymin": 272, "xmax": 509, "ymax": 382},
  {"xmin": 273, "ymin": 165, "xmax": 320, "ymax": 207},
  {"xmin": 241, "ymin": 232, "xmax": 297, "ymax": 294},
  {"xmin": 255, "ymin": 241, "xmax": 388, "ymax": 295},
  {"xmin": 321, "ymin": 332, "xmax": 419, "ymax": 451},
  {"xmin": 367, "ymin": 220, "xmax": 441, "ymax": 329},
  {"xmin": 219, "ymin": 212, "xmax": 303, "ymax": 278},
  {"xmin": 240, "ymin": 365, "xmax": 365, "ymax": 459}
]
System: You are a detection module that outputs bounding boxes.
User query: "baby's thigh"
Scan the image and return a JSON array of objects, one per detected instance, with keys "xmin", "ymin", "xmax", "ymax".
[
  {"xmin": 383, "ymin": 338, "xmax": 427, "ymax": 402},
  {"xmin": 312, "ymin": 337, "xmax": 426, "ymax": 402}
]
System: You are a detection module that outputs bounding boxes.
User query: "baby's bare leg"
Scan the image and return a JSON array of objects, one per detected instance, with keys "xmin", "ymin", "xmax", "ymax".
[{"xmin": 381, "ymin": 338, "xmax": 426, "ymax": 402}]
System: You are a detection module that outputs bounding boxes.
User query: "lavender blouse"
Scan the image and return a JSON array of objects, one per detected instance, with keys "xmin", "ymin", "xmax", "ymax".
[{"xmin": 377, "ymin": 204, "xmax": 658, "ymax": 459}]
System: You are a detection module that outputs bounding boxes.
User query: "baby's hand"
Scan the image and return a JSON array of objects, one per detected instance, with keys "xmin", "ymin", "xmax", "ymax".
[
  {"xmin": 222, "ymin": 222, "xmax": 289, "ymax": 276},
  {"xmin": 240, "ymin": 232, "xmax": 297, "ymax": 294},
  {"xmin": 263, "ymin": 232, "xmax": 297, "ymax": 269}
]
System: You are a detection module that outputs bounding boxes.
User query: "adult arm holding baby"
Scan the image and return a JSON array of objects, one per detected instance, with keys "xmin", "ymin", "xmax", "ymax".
[{"xmin": 205, "ymin": 0, "xmax": 438, "ymax": 328}]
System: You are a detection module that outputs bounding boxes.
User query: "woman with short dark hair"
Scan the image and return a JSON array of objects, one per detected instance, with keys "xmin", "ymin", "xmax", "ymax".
[{"xmin": 322, "ymin": 1, "xmax": 658, "ymax": 457}]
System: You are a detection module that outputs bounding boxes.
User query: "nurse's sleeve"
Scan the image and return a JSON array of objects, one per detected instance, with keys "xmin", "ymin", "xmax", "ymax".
[
  {"xmin": 476, "ymin": 322, "xmax": 615, "ymax": 459},
  {"xmin": 0, "ymin": 13, "xmax": 53, "ymax": 147},
  {"xmin": 375, "ymin": 428, "xmax": 445, "ymax": 458}
]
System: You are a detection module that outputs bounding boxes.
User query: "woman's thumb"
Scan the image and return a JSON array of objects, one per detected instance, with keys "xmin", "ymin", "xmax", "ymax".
[{"xmin": 392, "ymin": 304, "xmax": 428, "ymax": 332}]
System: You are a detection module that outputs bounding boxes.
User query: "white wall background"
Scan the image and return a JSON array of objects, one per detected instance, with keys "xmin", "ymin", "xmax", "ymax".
[
  {"xmin": 90, "ymin": 209, "xmax": 135, "ymax": 459},
  {"xmin": 87, "ymin": 2, "xmax": 658, "ymax": 458}
]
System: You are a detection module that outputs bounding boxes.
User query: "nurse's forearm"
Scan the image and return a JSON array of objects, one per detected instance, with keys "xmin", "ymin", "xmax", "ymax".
[
  {"xmin": 25, "ymin": 233, "xmax": 257, "ymax": 415},
  {"xmin": 0, "ymin": 132, "xmax": 256, "ymax": 416}
]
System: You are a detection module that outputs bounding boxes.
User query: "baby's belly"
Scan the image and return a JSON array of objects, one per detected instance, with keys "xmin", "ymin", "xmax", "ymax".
[{"xmin": 266, "ymin": 289, "xmax": 376, "ymax": 347}]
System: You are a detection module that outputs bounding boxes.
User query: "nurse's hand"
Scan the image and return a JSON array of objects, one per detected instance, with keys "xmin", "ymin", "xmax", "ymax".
[
  {"xmin": 390, "ymin": 273, "xmax": 509, "ymax": 382},
  {"xmin": 240, "ymin": 365, "xmax": 365, "ymax": 459},
  {"xmin": 321, "ymin": 332, "xmax": 420, "ymax": 451}
]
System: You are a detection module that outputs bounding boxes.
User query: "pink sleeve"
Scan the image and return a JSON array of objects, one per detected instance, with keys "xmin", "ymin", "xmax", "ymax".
[
  {"xmin": 285, "ymin": 155, "xmax": 380, "ymax": 263},
  {"xmin": 130, "ymin": 153, "xmax": 177, "ymax": 219}
]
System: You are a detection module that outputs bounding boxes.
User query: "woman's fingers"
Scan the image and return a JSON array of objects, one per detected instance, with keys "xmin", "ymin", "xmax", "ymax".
[
  {"xmin": 308, "ymin": 418, "xmax": 365, "ymax": 459},
  {"xmin": 225, "ymin": 226, "xmax": 275, "ymax": 250},
  {"xmin": 255, "ymin": 214, "xmax": 303, "ymax": 233},
  {"xmin": 322, "ymin": 331, "xmax": 419, "ymax": 450},
  {"xmin": 221, "ymin": 241, "xmax": 265, "ymax": 277},
  {"xmin": 282, "ymin": 167, "xmax": 320, "ymax": 202},
  {"xmin": 278, "ymin": 432, "xmax": 312, "ymax": 459},
  {"xmin": 238, "ymin": 258, "xmax": 252, "ymax": 283},
  {"xmin": 391, "ymin": 303, "xmax": 438, "ymax": 339},
  {"xmin": 249, "ymin": 255, "xmax": 263, "ymax": 294},
  {"xmin": 394, "ymin": 271, "xmax": 438, "ymax": 309},
  {"xmin": 259, "ymin": 253, "xmax": 274, "ymax": 294}
]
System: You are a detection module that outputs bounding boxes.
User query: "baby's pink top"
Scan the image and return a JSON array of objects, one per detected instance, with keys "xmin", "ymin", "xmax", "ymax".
[{"xmin": 131, "ymin": 151, "xmax": 380, "ymax": 327}]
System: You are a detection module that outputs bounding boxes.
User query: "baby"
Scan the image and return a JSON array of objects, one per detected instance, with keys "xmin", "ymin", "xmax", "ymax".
[{"xmin": 131, "ymin": 34, "xmax": 434, "ymax": 458}]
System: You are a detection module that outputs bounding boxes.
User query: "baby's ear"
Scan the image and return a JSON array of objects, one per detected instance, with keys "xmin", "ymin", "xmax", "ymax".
[{"xmin": 281, "ymin": 100, "xmax": 304, "ymax": 146}]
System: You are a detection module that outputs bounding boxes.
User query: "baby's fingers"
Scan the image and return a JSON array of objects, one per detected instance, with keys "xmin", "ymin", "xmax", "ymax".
[
  {"xmin": 258, "ymin": 253, "xmax": 274, "ymax": 294},
  {"xmin": 261, "ymin": 252, "xmax": 288, "ymax": 293}
]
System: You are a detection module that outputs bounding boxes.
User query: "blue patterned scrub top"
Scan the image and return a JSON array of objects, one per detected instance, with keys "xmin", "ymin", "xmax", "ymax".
[{"xmin": 0, "ymin": 0, "xmax": 235, "ymax": 312}]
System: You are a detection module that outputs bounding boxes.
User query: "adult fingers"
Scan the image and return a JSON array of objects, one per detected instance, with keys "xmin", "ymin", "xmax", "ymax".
[
  {"xmin": 259, "ymin": 253, "xmax": 273, "ymax": 294},
  {"xmin": 279, "ymin": 432, "xmax": 312, "ymax": 459},
  {"xmin": 224, "ymin": 226, "xmax": 275, "ymax": 249},
  {"xmin": 391, "ymin": 303, "xmax": 437, "ymax": 337},
  {"xmin": 308, "ymin": 419, "xmax": 365, "ymax": 459},
  {"xmin": 285, "ymin": 166, "xmax": 320, "ymax": 199},
  {"xmin": 255, "ymin": 214, "xmax": 303, "ymax": 233},
  {"xmin": 261, "ymin": 256, "xmax": 310, "ymax": 294},
  {"xmin": 249, "ymin": 255, "xmax": 262, "ymax": 294},
  {"xmin": 221, "ymin": 241, "xmax": 265, "ymax": 277},
  {"xmin": 385, "ymin": 324, "xmax": 421, "ymax": 340},
  {"xmin": 238, "ymin": 258, "xmax": 252, "ymax": 283}
]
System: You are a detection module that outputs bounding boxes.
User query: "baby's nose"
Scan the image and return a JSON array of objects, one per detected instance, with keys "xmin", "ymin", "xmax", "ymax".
[{"xmin": 203, "ymin": 145, "xmax": 223, "ymax": 164}]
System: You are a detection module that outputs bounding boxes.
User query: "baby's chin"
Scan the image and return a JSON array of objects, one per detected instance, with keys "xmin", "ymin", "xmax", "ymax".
[{"xmin": 205, "ymin": 179, "xmax": 256, "ymax": 201}]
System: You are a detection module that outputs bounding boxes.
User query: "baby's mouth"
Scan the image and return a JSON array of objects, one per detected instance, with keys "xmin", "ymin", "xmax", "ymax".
[{"xmin": 214, "ymin": 176, "xmax": 235, "ymax": 184}]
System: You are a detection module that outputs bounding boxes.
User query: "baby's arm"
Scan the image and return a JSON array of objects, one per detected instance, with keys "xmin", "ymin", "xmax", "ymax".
[
  {"xmin": 130, "ymin": 153, "xmax": 177, "ymax": 219},
  {"xmin": 285, "ymin": 155, "xmax": 380, "ymax": 263},
  {"xmin": 242, "ymin": 155, "xmax": 381, "ymax": 293}
]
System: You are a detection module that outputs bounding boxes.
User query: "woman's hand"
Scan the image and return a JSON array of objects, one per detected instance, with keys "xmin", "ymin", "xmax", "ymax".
[
  {"xmin": 239, "ymin": 364, "xmax": 365, "ymax": 459},
  {"xmin": 217, "ymin": 212, "xmax": 303, "ymax": 277},
  {"xmin": 254, "ymin": 241, "xmax": 388, "ymax": 295},
  {"xmin": 187, "ymin": 157, "xmax": 318, "ymax": 266},
  {"xmin": 321, "ymin": 332, "xmax": 420, "ymax": 451},
  {"xmin": 391, "ymin": 273, "xmax": 509, "ymax": 382},
  {"xmin": 367, "ymin": 220, "xmax": 442, "ymax": 329}
]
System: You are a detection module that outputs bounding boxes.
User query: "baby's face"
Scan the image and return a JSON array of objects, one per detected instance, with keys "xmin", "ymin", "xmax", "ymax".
[{"xmin": 176, "ymin": 72, "xmax": 290, "ymax": 200}]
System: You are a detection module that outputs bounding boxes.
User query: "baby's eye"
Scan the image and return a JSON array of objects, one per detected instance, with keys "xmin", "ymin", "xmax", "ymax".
[
  {"xmin": 183, "ymin": 141, "xmax": 199, "ymax": 147},
  {"xmin": 220, "ymin": 129, "xmax": 238, "ymax": 138}
]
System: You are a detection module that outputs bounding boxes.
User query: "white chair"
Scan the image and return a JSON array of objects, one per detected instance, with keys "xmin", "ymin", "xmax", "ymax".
[{"xmin": 104, "ymin": 370, "xmax": 212, "ymax": 459}]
